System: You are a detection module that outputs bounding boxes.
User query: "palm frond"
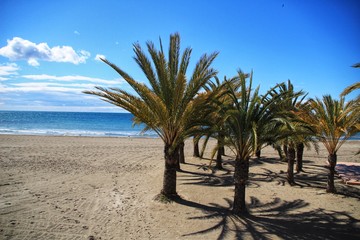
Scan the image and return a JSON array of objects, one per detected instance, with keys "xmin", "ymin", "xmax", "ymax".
[{"xmin": 84, "ymin": 33, "xmax": 218, "ymax": 154}]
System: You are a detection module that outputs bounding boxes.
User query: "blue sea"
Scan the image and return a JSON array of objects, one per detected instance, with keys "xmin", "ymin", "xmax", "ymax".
[
  {"xmin": 0, "ymin": 111, "xmax": 157, "ymax": 137},
  {"xmin": 0, "ymin": 111, "xmax": 359, "ymax": 140}
]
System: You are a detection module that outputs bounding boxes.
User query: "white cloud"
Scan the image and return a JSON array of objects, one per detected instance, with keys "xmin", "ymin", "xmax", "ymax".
[
  {"xmin": 0, "ymin": 104, "xmax": 123, "ymax": 112},
  {"xmin": 0, "ymin": 82, "xmax": 94, "ymax": 94},
  {"xmin": 0, "ymin": 37, "xmax": 90, "ymax": 66},
  {"xmin": 12, "ymin": 82, "xmax": 98, "ymax": 94},
  {"xmin": 10, "ymin": 82, "xmax": 84, "ymax": 93},
  {"xmin": 95, "ymin": 54, "xmax": 106, "ymax": 61},
  {"xmin": 0, "ymin": 73, "xmax": 123, "ymax": 94},
  {"xmin": 74, "ymin": 30, "xmax": 80, "ymax": 35},
  {"xmin": 0, "ymin": 63, "xmax": 19, "ymax": 80},
  {"xmin": 22, "ymin": 74, "xmax": 122, "ymax": 85}
]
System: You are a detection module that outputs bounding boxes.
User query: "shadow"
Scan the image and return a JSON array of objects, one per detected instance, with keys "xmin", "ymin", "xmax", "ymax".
[
  {"xmin": 179, "ymin": 169, "xmax": 234, "ymax": 187},
  {"xmin": 182, "ymin": 156, "xmax": 360, "ymax": 199},
  {"xmin": 255, "ymin": 168, "xmax": 328, "ymax": 189},
  {"xmin": 182, "ymin": 161, "xmax": 213, "ymax": 172},
  {"xmin": 183, "ymin": 160, "xmax": 234, "ymax": 174},
  {"xmin": 301, "ymin": 159, "xmax": 315, "ymax": 164},
  {"xmin": 250, "ymin": 167, "xmax": 360, "ymax": 199},
  {"xmin": 180, "ymin": 158, "xmax": 286, "ymax": 188},
  {"xmin": 178, "ymin": 196, "xmax": 360, "ymax": 240},
  {"xmin": 335, "ymin": 184, "xmax": 360, "ymax": 199},
  {"xmin": 250, "ymin": 157, "xmax": 284, "ymax": 167}
]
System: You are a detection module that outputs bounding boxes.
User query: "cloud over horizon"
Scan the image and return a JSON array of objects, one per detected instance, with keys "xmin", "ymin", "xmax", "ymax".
[
  {"xmin": 0, "ymin": 73, "xmax": 123, "ymax": 93},
  {"xmin": 0, "ymin": 37, "xmax": 90, "ymax": 66},
  {"xmin": 22, "ymin": 74, "xmax": 122, "ymax": 85}
]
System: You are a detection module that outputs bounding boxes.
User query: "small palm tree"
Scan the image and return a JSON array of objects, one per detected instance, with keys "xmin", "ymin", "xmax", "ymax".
[
  {"xmin": 275, "ymin": 122, "xmax": 316, "ymax": 184},
  {"xmin": 198, "ymin": 75, "xmax": 239, "ymax": 169},
  {"xmin": 265, "ymin": 80, "xmax": 317, "ymax": 183},
  {"xmin": 304, "ymin": 95, "xmax": 360, "ymax": 193},
  {"xmin": 219, "ymin": 70, "xmax": 280, "ymax": 214},
  {"xmin": 84, "ymin": 33, "xmax": 218, "ymax": 198}
]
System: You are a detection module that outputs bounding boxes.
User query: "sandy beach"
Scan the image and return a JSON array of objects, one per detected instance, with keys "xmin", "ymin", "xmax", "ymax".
[{"xmin": 0, "ymin": 135, "xmax": 359, "ymax": 239}]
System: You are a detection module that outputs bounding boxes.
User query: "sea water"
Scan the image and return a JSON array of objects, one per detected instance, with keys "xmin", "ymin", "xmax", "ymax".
[
  {"xmin": 0, "ymin": 111, "xmax": 359, "ymax": 139},
  {"xmin": 0, "ymin": 111, "xmax": 156, "ymax": 137}
]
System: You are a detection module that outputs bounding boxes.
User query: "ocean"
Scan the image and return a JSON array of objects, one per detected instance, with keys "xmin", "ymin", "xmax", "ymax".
[
  {"xmin": 0, "ymin": 111, "xmax": 359, "ymax": 140},
  {"xmin": 0, "ymin": 111, "xmax": 157, "ymax": 137}
]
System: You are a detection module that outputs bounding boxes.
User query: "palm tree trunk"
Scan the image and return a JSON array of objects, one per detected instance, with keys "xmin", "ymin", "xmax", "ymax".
[
  {"xmin": 286, "ymin": 146, "xmax": 295, "ymax": 185},
  {"xmin": 179, "ymin": 141, "xmax": 185, "ymax": 164},
  {"xmin": 216, "ymin": 149, "xmax": 223, "ymax": 170},
  {"xmin": 162, "ymin": 144, "xmax": 179, "ymax": 197},
  {"xmin": 233, "ymin": 157, "xmax": 249, "ymax": 215},
  {"xmin": 218, "ymin": 133, "xmax": 225, "ymax": 156},
  {"xmin": 296, "ymin": 143, "xmax": 304, "ymax": 173},
  {"xmin": 220, "ymin": 146, "xmax": 225, "ymax": 156},
  {"xmin": 326, "ymin": 153, "xmax": 337, "ymax": 193},
  {"xmin": 255, "ymin": 147, "xmax": 261, "ymax": 159},
  {"xmin": 283, "ymin": 145, "xmax": 288, "ymax": 161},
  {"xmin": 216, "ymin": 138, "xmax": 223, "ymax": 169},
  {"xmin": 274, "ymin": 145, "xmax": 284, "ymax": 160},
  {"xmin": 193, "ymin": 137, "xmax": 200, "ymax": 157}
]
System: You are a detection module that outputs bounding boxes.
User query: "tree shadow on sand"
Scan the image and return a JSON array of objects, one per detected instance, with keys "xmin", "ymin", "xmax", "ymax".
[
  {"xmin": 174, "ymin": 197, "xmax": 360, "ymax": 240},
  {"xmin": 179, "ymin": 157, "xmax": 360, "ymax": 199},
  {"xmin": 178, "ymin": 169, "xmax": 234, "ymax": 187},
  {"xmin": 255, "ymin": 164, "xmax": 360, "ymax": 199}
]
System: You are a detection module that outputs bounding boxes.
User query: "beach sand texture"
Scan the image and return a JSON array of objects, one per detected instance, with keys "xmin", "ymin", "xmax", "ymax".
[{"xmin": 0, "ymin": 135, "xmax": 359, "ymax": 239}]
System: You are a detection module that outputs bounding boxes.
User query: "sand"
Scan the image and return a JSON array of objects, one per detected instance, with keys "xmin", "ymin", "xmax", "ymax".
[{"xmin": 0, "ymin": 135, "xmax": 359, "ymax": 239}]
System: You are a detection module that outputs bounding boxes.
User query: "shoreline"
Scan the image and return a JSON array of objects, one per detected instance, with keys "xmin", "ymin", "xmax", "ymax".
[
  {"xmin": 1, "ymin": 135, "xmax": 359, "ymax": 239},
  {"xmin": 0, "ymin": 133, "xmax": 159, "ymax": 139},
  {"xmin": 1, "ymin": 133, "xmax": 360, "ymax": 140}
]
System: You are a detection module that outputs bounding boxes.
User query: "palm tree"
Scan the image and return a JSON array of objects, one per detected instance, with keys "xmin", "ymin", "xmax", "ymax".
[
  {"xmin": 199, "ymin": 76, "xmax": 238, "ymax": 169},
  {"xmin": 219, "ymin": 70, "xmax": 279, "ymax": 214},
  {"xmin": 264, "ymin": 80, "xmax": 317, "ymax": 183},
  {"xmin": 84, "ymin": 33, "xmax": 218, "ymax": 198},
  {"xmin": 304, "ymin": 95, "xmax": 360, "ymax": 193},
  {"xmin": 276, "ymin": 123, "xmax": 316, "ymax": 184}
]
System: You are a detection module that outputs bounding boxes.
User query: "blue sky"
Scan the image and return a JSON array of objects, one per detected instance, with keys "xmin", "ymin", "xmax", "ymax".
[{"xmin": 0, "ymin": 0, "xmax": 359, "ymax": 112}]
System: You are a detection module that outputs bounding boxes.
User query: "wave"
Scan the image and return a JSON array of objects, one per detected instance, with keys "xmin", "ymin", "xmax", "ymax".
[{"xmin": 0, "ymin": 128, "xmax": 158, "ymax": 138}]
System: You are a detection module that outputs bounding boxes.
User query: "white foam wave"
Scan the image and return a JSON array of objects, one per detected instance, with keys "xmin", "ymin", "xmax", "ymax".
[{"xmin": 0, "ymin": 128, "xmax": 157, "ymax": 138}]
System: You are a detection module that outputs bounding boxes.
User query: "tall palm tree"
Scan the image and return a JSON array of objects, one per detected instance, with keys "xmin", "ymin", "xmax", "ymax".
[
  {"xmin": 219, "ymin": 70, "xmax": 279, "ymax": 214},
  {"xmin": 304, "ymin": 95, "xmax": 360, "ymax": 193},
  {"xmin": 84, "ymin": 33, "xmax": 218, "ymax": 198}
]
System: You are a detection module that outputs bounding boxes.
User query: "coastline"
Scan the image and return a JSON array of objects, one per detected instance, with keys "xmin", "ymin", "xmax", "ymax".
[{"xmin": 1, "ymin": 135, "xmax": 359, "ymax": 239}]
